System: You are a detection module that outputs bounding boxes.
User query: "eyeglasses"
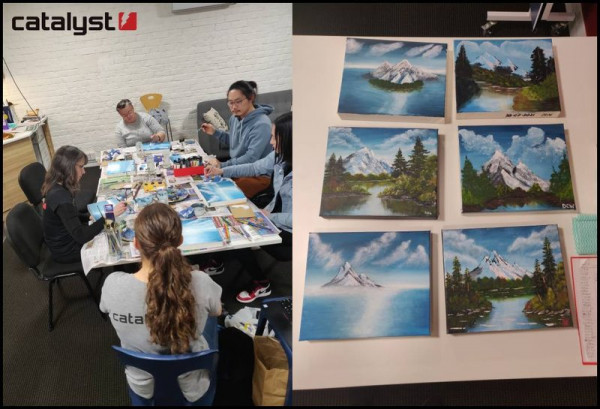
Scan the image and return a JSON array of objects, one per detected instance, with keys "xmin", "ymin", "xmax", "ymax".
[{"xmin": 227, "ymin": 97, "xmax": 247, "ymax": 107}]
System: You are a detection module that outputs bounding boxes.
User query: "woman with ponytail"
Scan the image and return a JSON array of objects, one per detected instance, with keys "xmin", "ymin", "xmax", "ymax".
[{"xmin": 100, "ymin": 203, "xmax": 222, "ymax": 402}]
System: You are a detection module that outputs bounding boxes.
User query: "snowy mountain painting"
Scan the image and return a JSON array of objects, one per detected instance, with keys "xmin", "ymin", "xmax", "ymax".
[
  {"xmin": 442, "ymin": 225, "xmax": 572, "ymax": 334},
  {"xmin": 320, "ymin": 127, "xmax": 438, "ymax": 218},
  {"xmin": 338, "ymin": 38, "xmax": 447, "ymax": 118},
  {"xmin": 454, "ymin": 39, "xmax": 561, "ymax": 117},
  {"xmin": 300, "ymin": 231, "xmax": 431, "ymax": 340},
  {"xmin": 459, "ymin": 124, "xmax": 575, "ymax": 213}
]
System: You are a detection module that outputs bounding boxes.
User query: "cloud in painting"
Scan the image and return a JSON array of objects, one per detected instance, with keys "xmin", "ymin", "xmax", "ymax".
[
  {"xmin": 405, "ymin": 43, "xmax": 434, "ymax": 57},
  {"xmin": 422, "ymin": 44, "xmax": 444, "ymax": 58},
  {"xmin": 459, "ymin": 128, "xmax": 502, "ymax": 155},
  {"xmin": 406, "ymin": 244, "xmax": 429, "ymax": 265},
  {"xmin": 328, "ymin": 127, "xmax": 363, "ymax": 150},
  {"xmin": 309, "ymin": 234, "xmax": 344, "ymax": 269},
  {"xmin": 443, "ymin": 249, "xmax": 481, "ymax": 271},
  {"xmin": 351, "ymin": 232, "xmax": 397, "ymax": 266},
  {"xmin": 378, "ymin": 128, "xmax": 435, "ymax": 152},
  {"xmin": 507, "ymin": 225, "xmax": 559, "ymax": 253},
  {"xmin": 346, "ymin": 38, "xmax": 363, "ymax": 54},
  {"xmin": 506, "ymin": 127, "xmax": 566, "ymax": 168},
  {"xmin": 443, "ymin": 230, "xmax": 490, "ymax": 262},
  {"xmin": 368, "ymin": 41, "xmax": 404, "ymax": 57},
  {"xmin": 500, "ymin": 40, "xmax": 553, "ymax": 62},
  {"xmin": 373, "ymin": 239, "xmax": 411, "ymax": 266}
]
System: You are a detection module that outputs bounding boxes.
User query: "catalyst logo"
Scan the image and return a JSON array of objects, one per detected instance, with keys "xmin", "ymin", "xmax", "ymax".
[
  {"xmin": 119, "ymin": 12, "xmax": 137, "ymax": 30},
  {"xmin": 12, "ymin": 11, "xmax": 138, "ymax": 36}
]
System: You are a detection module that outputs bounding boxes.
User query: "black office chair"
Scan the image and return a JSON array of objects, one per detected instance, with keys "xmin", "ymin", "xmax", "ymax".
[
  {"xmin": 18, "ymin": 162, "xmax": 46, "ymax": 215},
  {"xmin": 4, "ymin": 202, "xmax": 102, "ymax": 331},
  {"xmin": 112, "ymin": 316, "xmax": 220, "ymax": 406}
]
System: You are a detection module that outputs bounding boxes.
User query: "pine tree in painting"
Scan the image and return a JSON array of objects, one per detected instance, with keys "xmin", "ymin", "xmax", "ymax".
[{"xmin": 530, "ymin": 47, "xmax": 548, "ymax": 84}]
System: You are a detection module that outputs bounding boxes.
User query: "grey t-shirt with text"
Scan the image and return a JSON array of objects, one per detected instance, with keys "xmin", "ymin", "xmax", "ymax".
[{"xmin": 100, "ymin": 270, "xmax": 222, "ymax": 401}]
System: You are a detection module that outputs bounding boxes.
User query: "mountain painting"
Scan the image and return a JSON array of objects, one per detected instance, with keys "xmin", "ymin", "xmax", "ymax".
[
  {"xmin": 299, "ymin": 231, "xmax": 431, "ymax": 340},
  {"xmin": 442, "ymin": 225, "xmax": 572, "ymax": 334},
  {"xmin": 338, "ymin": 38, "xmax": 447, "ymax": 118},
  {"xmin": 454, "ymin": 39, "xmax": 561, "ymax": 118},
  {"xmin": 320, "ymin": 127, "xmax": 438, "ymax": 218},
  {"xmin": 459, "ymin": 124, "xmax": 575, "ymax": 213}
]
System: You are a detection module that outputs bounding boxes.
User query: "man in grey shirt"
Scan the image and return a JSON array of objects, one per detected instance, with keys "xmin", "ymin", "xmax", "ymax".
[{"xmin": 115, "ymin": 99, "xmax": 167, "ymax": 147}]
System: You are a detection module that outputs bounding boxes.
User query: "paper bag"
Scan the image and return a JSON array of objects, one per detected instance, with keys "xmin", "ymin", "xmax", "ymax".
[{"xmin": 252, "ymin": 336, "xmax": 289, "ymax": 406}]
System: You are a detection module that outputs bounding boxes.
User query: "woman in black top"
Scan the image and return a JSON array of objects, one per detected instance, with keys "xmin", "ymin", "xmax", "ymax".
[{"xmin": 41, "ymin": 146, "xmax": 126, "ymax": 263}]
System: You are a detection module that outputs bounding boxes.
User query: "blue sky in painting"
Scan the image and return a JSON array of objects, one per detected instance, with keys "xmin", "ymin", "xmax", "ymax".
[
  {"xmin": 344, "ymin": 38, "xmax": 447, "ymax": 73},
  {"xmin": 458, "ymin": 124, "xmax": 568, "ymax": 181},
  {"xmin": 327, "ymin": 127, "xmax": 438, "ymax": 164},
  {"xmin": 454, "ymin": 39, "xmax": 553, "ymax": 77},
  {"xmin": 442, "ymin": 225, "xmax": 562, "ymax": 275},
  {"xmin": 305, "ymin": 231, "xmax": 431, "ymax": 289}
]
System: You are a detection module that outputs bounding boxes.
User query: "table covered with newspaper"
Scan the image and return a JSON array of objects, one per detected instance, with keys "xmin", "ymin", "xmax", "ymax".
[{"xmin": 81, "ymin": 140, "xmax": 281, "ymax": 274}]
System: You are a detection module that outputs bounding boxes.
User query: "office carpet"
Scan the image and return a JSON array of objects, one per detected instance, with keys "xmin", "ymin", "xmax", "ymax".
[{"xmin": 2, "ymin": 167, "xmax": 291, "ymax": 406}]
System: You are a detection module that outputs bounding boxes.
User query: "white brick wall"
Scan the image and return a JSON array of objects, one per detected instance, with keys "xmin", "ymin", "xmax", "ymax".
[{"xmin": 2, "ymin": 3, "xmax": 292, "ymax": 158}]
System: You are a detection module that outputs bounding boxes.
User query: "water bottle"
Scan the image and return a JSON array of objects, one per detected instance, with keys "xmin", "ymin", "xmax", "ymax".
[
  {"xmin": 136, "ymin": 141, "xmax": 143, "ymax": 158},
  {"xmin": 146, "ymin": 154, "xmax": 155, "ymax": 172}
]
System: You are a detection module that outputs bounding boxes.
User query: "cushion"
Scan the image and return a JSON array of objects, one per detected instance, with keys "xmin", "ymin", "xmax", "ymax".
[
  {"xmin": 203, "ymin": 107, "xmax": 229, "ymax": 131},
  {"xmin": 149, "ymin": 108, "xmax": 169, "ymax": 125}
]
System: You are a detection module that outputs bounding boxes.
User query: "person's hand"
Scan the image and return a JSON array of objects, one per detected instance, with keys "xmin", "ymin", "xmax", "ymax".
[
  {"xmin": 151, "ymin": 133, "xmax": 165, "ymax": 142},
  {"xmin": 206, "ymin": 157, "xmax": 221, "ymax": 168},
  {"xmin": 114, "ymin": 202, "xmax": 128, "ymax": 217},
  {"xmin": 205, "ymin": 166, "xmax": 224, "ymax": 177},
  {"xmin": 200, "ymin": 123, "xmax": 216, "ymax": 136}
]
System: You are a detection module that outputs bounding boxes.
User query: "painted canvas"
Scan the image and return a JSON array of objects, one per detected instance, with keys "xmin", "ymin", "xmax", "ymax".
[
  {"xmin": 454, "ymin": 39, "xmax": 561, "ymax": 118},
  {"xmin": 193, "ymin": 178, "xmax": 247, "ymax": 207},
  {"xmin": 442, "ymin": 225, "xmax": 572, "ymax": 334},
  {"xmin": 459, "ymin": 124, "xmax": 575, "ymax": 213},
  {"xmin": 338, "ymin": 38, "xmax": 447, "ymax": 118},
  {"xmin": 320, "ymin": 127, "xmax": 438, "ymax": 218},
  {"xmin": 299, "ymin": 231, "xmax": 431, "ymax": 340}
]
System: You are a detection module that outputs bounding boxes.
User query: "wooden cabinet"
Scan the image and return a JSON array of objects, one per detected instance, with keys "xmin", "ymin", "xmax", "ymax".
[{"xmin": 3, "ymin": 136, "xmax": 37, "ymax": 212}]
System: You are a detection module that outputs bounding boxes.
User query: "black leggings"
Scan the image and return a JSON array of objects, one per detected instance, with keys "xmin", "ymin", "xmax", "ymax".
[{"xmin": 233, "ymin": 230, "xmax": 292, "ymax": 281}]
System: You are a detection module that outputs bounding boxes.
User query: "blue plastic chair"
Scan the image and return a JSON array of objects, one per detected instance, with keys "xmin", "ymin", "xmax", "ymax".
[{"xmin": 112, "ymin": 316, "xmax": 219, "ymax": 406}]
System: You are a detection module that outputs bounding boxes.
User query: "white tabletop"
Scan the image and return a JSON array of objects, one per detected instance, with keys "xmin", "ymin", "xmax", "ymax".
[
  {"xmin": 81, "ymin": 141, "xmax": 282, "ymax": 274},
  {"xmin": 292, "ymin": 35, "xmax": 597, "ymax": 390}
]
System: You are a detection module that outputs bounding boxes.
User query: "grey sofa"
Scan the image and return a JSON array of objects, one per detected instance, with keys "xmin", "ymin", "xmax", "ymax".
[{"xmin": 196, "ymin": 89, "xmax": 292, "ymax": 159}]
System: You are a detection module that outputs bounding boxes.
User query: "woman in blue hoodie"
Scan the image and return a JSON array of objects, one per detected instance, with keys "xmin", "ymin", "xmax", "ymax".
[
  {"xmin": 206, "ymin": 112, "xmax": 292, "ymax": 303},
  {"xmin": 200, "ymin": 80, "xmax": 273, "ymax": 198}
]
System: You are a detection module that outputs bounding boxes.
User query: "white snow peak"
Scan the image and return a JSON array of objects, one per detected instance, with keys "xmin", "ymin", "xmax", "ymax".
[
  {"xmin": 343, "ymin": 147, "xmax": 392, "ymax": 175},
  {"xmin": 482, "ymin": 150, "xmax": 550, "ymax": 192},
  {"xmin": 469, "ymin": 250, "xmax": 531, "ymax": 280},
  {"xmin": 322, "ymin": 261, "xmax": 382, "ymax": 288},
  {"xmin": 372, "ymin": 59, "xmax": 437, "ymax": 84}
]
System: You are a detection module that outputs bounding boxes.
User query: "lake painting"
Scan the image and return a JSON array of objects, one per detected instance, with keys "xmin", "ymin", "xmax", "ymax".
[
  {"xmin": 459, "ymin": 124, "xmax": 575, "ymax": 213},
  {"xmin": 442, "ymin": 225, "xmax": 572, "ymax": 334},
  {"xmin": 338, "ymin": 38, "xmax": 447, "ymax": 118},
  {"xmin": 454, "ymin": 39, "xmax": 561, "ymax": 117},
  {"xmin": 299, "ymin": 231, "xmax": 431, "ymax": 340},
  {"xmin": 320, "ymin": 127, "xmax": 438, "ymax": 218}
]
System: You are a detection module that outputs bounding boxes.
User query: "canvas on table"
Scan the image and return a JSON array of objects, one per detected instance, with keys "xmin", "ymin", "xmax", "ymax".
[
  {"xmin": 454, "ymin": 39, "xmax": 561, "ymax": 118},
  {"xmin": 193, "ymin": 177, "xmax": 247, "ymax": 207},
  {"xmin": 442, "ymin": 224, "xmax": 573, "ymax": 334},
  {"xmin": 319, "ymin": 126, "xmax": 438, "ymax": 218},
  {"xmin": 458, "ymin": 124, "xmax": 575, "ymax": 213},
  {"xmin": 299, "ymin": 231, "xmax": 431, "ymax": 341},
  {"xmin": 338, "ymin": 37, "xmax": 447, "ymax": 120}
]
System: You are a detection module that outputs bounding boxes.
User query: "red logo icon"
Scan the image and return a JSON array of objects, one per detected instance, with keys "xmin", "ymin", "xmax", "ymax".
[{"xmin": 118, "ymin": 12, "xmax": 137, "ymax": 30}]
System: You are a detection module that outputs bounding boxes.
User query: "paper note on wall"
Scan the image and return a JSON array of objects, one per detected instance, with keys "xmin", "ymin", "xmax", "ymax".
[{"xmin": 571, "ymin": 257, "xmax": 597, "ymax": 365}]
